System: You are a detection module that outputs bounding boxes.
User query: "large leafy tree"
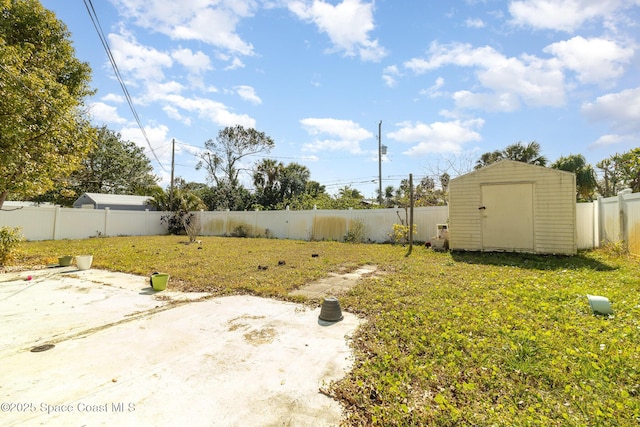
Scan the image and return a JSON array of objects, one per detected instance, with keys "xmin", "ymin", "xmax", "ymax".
[
  {"xmin": 596, "ymin": 148, "xmax": 640, "ymax": 196},
  {"xmin": 31, "ymin": 126, "xmax": 158, "ymax": 206},
  {"xmin": 253, "ymin": 159, "xmax": 311, "ymax": 209},
  {"xmin": 73, "ymin": 126, "xmax": 158, "ymax": 195},
  {"xmin": 551, "ymin": 154, "xmax": 597, "ymax": 201},
  {"xmin": 475, "ymin": 141, "xmax": 547, "ymax": 169},
  {"xmin": 253, "ymin": 158, "xmax": 284, "ymax": 209},
  {"xmin": 196, "ymin": 125, "xmax": 274, "ymax": 188},
  {"xmin": 0, "ymin": 0, "xmax": 95, "ymax": 208}
]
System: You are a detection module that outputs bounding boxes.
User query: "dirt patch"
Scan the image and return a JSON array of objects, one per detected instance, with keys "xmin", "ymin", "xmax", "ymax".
[
  {"xmin": 243, "ymin": 327, "xmax": 277, "ymax": 345},
  {"xmin": 289, "ymin": 264, "xmax": 381, "ymax": 300}
]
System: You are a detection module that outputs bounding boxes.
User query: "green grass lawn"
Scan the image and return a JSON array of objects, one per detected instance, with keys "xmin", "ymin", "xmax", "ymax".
[{"xmin": 15, "ymin": 236, "xmax": 640, "ymax": 426}]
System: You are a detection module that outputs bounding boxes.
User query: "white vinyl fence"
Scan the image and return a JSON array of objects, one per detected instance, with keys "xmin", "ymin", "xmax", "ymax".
[
  {"xmin": 3, "ymin": 191, "xmax": 640, "ymax": 255},
  {"xmin": 0, "ymin": 205, "xmax": 448, "ymax": 243}
]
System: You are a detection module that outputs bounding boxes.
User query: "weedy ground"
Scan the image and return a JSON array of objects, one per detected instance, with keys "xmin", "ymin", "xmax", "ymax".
[{"xmin": 15, "ymin": 236, "xmax": 640, "ymax": 426}]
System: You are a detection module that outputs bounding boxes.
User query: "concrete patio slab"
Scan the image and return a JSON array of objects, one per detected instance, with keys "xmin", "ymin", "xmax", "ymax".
[{"xmin": 0, "ymin": 268, "xmax": 361, "ymax": 426}]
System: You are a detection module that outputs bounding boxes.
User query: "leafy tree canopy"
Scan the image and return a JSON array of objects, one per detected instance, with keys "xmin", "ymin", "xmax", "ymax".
[
  {"xmin": 0, "ymin": 0, "xmax": 94, "ymax": 208},
  {"xmin": 551, "ymin": 154, "xmax": 597, "ymax": 201},
  {"xmin": 196, "ymin": 125, "xmax": 274, "ymax": 188},
  {"xmin": 475, "ymin": 141, "xmax": 547, "ymax": 169},
  {"xmin": 596, "ymin": 148, "xmax": 640, "ymax": 196}
]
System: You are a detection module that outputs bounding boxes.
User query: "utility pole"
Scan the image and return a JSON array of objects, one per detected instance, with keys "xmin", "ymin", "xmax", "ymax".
[
  {"xmin": 378, "ymin": 120, "xmax": 382, "ymax": 205},
  {"xmin": 408, "ymin": 173, "xmax": 414, "ymax": 255},
  {"xmin": 169, "ymin": 138, "xmax": 175, "ymax": 209}
]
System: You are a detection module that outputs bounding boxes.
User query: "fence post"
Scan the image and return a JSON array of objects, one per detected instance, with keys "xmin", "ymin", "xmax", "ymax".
[
  {"xmin": 286, "ymin": 205, "xmax": 290, "ymax": 239},
  {"xmin": 593, "ymin": 199, "xmax": 600, "ymax": 248},
  {"xmin": 52, "ymin": 206, "xmax": 61, "ymax": 240},
  {"xmin": 104, "ymin": 207, "xmax": 110, "ymax": 237}
]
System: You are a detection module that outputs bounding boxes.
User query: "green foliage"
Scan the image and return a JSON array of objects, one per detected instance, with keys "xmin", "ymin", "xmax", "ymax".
[
  {"xmin": 597, "ymin": 148, "xmax": 640, "ymax": 196},
  {"xmin": 551, "ymin": 154, "xmax": 597, "ymax": 201},
  {"xmin": 476, "ymin": 141, "xmax": 547, "ymax": 169},
  {"xmin": 253, "ymin": 159, "xmax": 311, "ymax": 209},
  {"xmin": 196, "ymin": 125, "xmax": 274, "ymax": 189},
  {"xmin": 388, "ymin": 223, "xmax": 416, "ymax": 245},
  {"xmin": 150, "ymin": 184, "xmax": 206, "ymax": 235},
  {"xmin": 32, "ymin": 126, "xmax": 158, "ymax": 206},
  {"xmin": 344, "ymin": 219, "xmax": 368, "ymax": 243},
  {"xmin": 231, "ymin": 224, "xmax": 250, "ymax": 238},
  {"xmin": 0, "ymin": 226, "xmax": 25, "ymax": 266},
  {"xmin": 0, "ymin": 0, "xmax": 94, "ymax": 208}
]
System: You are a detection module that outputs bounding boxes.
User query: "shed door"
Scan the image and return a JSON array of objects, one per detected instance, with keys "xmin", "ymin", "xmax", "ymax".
[{"xmin": 481, "ymin": 183, "xmax": 534, "ymax": 251}]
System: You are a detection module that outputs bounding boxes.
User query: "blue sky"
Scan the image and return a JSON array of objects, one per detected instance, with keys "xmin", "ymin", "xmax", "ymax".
[{"xmin": 41, "ymin": 0, "xmax": 640, "ymax": 198}]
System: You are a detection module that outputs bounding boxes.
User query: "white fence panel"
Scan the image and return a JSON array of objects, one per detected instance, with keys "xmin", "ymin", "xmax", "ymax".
[
  {"xmin": 576, "ymin": 202, "xmax": 596, "ymax": 249},
  {"xmin": 2, "ymin": 194, "xmax": 639, "ymax": 252},
  {"xmin": 0, "ymin": 207, "xmax": 56, "ymax": 241},
  {"xmin": 56, "ymin": 208, "xmax": 107, "ymax": 240},
  {"xmin": 623, "ymin": 193, "xmax": 640, "ymax": 255},
  {"xmin": 599, "ymin": 196, "xmax": 620, "ymax": 244}
]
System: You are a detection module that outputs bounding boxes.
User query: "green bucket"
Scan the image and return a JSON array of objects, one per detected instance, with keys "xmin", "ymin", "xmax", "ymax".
[
  {"xmin": 151, "ymin": 273, "xmax": 169, "ymax": 291},
  {"xmin": 58, "ymin": 256, "xmax": 73, "ymax": 267}
]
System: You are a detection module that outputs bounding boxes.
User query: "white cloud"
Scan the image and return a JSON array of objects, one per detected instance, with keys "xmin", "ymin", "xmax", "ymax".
[
  {"xmin": 300, "ymin": 118, "xmax": 373, "ymax": 153},
  {"xmin": 111, "ymin": 0, "xmax": 256, "ymax": 55},
  {"xmin": 224, "ymin": 57, "xmax": 246, "ymax": 70},
  {"xmin": 465, "ymin": 18, "xmax": 486, "ymax": 28},
  {"xmin": 163, "ymin": 105, "xmax": 192, "ymax": 125},
  {"xmin": 161, "ymin": 94, "xmax": 256, "ymax": 128},
  {"xmin": 108, "ymin": 32, "xmax": 173, "ymax": 82},
  {"xmin": 382, "ymin": 65, "xmax": 401, "ymax": 87},
  {"xmin": 171, "ymin": 48, "xmax": 213, "ymax": 74},
  {"xmin": 420, "ymin": 77, "xmax": 446, "ymax": 98},
  {"xmin": 120, "ymin": 123, "xmax": 172, "ymax": 165},
  {"xmin": 235, "ymin": 85, "xmax": 262, "ymax": 105},
  {"xmin": 589, "ymin": 133, "xmax": 638, "ymax": 148},
  {"xmin": 388, "ymin": 119, "xmax": 484, "ymax": 156},
  {"xmin": 508, "ymin": 0, "xmax": 636, "ymax": 32},
  {"xmin": 405, "ymin": 42, "xmax": 566, "ymax": 111},
  {"xmin": 88, "ymin": 102, "xmax": 128, "ymax": 124},
  {"xmin": 289, "ymin": 0, "xmax": 387, "ymax": 62},
  {"xmin": 101, "ymin": 93, "xmax": 125, "ymax": 103},
  {"xmin": 582, "ymin": 87, "xmax": 640, "ymax": 134},
  {"xmin": 544, "ymin": 36, "xmax": 634, "ymax": 85}
]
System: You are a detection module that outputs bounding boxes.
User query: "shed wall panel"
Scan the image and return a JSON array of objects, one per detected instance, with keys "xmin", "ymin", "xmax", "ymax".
[{"xmin": 449, "ymin": 161, "xmax": 576, "ymax": 254}]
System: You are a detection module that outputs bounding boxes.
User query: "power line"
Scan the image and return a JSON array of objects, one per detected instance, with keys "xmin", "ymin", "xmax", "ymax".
[{"xmin": 82, "ymin": 0, "xmax": 166, "ymax": 172}]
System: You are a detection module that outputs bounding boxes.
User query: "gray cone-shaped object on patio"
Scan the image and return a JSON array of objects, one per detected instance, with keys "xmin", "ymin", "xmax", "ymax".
[{"xmin": 319, "ymin": 297, "xmax": 344, "ymax": 322}]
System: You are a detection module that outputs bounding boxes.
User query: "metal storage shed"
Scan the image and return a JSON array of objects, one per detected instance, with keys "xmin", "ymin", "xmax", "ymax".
[
  {"xmin": 448, "ymin": 160, "xmax": 576, "ymax": 255},
  {"xmin": 73, "ymin": 193, "xmax": 155, "ymax": 211}
]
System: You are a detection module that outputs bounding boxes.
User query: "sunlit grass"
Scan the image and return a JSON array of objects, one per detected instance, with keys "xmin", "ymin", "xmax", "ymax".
[{"xmin": 15, "ymin": 236, "xmax": 640, "ymax": 426}]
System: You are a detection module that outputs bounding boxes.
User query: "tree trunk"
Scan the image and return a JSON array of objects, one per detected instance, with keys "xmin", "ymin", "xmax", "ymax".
[{"xmin": 0, "ymin": 191, "xmax": 7, "ymax": 210}]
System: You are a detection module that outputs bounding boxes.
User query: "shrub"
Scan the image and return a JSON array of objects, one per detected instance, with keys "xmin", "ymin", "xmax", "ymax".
[
  {"xmin": 0, "ymin": 226, "xmax": 25, "ymax": 266},
  {"xmin": 388, "ymin": 223, "xmax": 416, "ymax": 245},
  {"xmin": 344, "ymin": 219, "xmax": 367, "ymax": 243},
  {"xmin": 231, "ymin": 224, "xmax": 250, "ymax": 238},
  {"xmin": 182, "ymin": 212, "xmax": 201, "ymax": 243}
]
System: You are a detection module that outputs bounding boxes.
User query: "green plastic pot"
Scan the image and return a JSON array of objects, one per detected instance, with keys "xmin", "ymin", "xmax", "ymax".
[
  {"xmin": 58, "ymin": 256, "xmax": 73, "ymax": 267},
  {"xmin": 151, "ymin": 273, "xmax": 169, "ymax": 291}
]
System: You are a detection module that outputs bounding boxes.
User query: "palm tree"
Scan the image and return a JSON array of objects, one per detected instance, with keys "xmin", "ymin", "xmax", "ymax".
[
  {"xmin": 551, "ymin": 154, "xmax": 597, "ymax": 201},
  {"xmin": 475, "ymin": 141, "xmax": 547, "ymax": 169},
  {"xmin": 503, "ymin": 141, "xmax": 547, "ymax": 166}
]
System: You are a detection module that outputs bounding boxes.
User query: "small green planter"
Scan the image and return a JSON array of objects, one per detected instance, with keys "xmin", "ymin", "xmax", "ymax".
[
  {"xmin": 151, "ymin": 273, "xmax": 169, "ymax": 291},
  {"xmin": 58, "ymin": 256, "xmax": 73, "ymax": 267}
]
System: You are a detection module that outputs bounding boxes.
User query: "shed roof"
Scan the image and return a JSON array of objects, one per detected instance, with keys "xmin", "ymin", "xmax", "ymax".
[
  {"xmin": 450, "ymin": 159, "xmax": 574, "ymax": 182},
  {"xmin": 78, "ymin": 193, "xmax": 153, "ymax": 206}
]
